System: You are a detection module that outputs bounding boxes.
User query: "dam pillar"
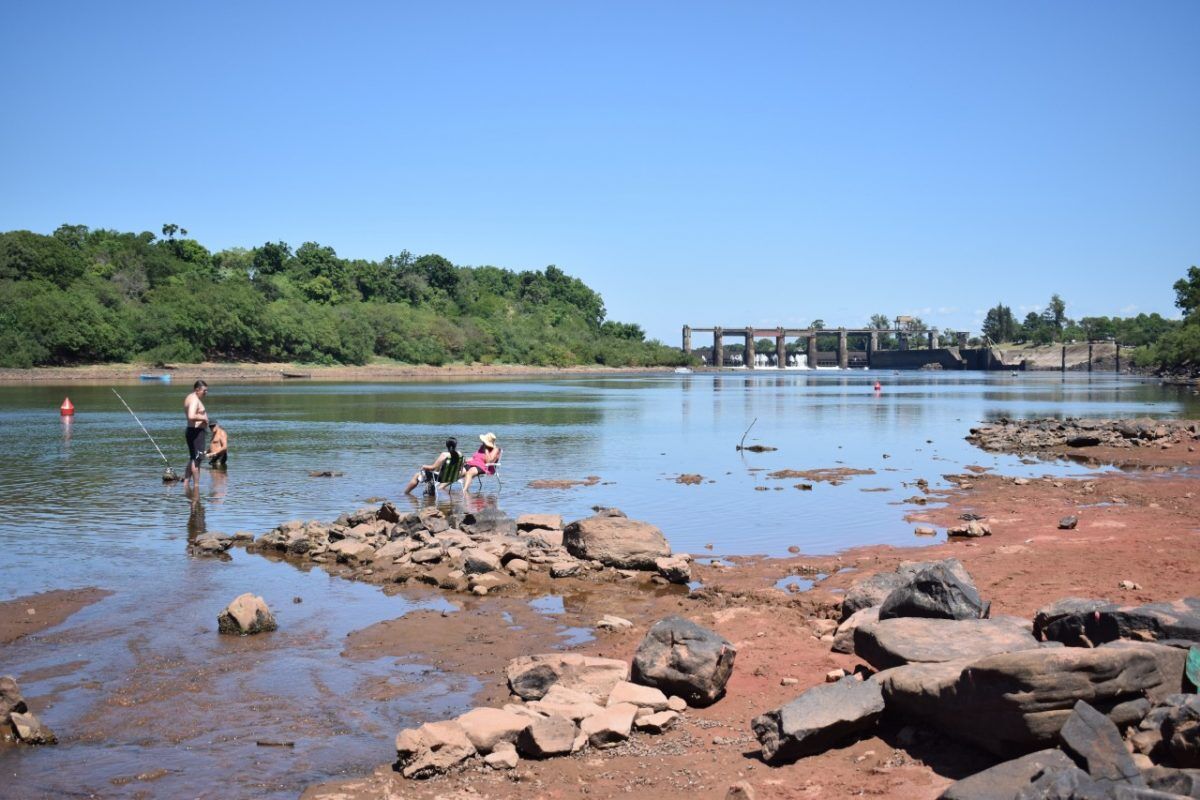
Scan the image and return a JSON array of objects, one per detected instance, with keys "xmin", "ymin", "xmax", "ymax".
[
  {"xmin": 1115, "ymin": 342, "xmax": 1121, "ymax": 373},
  {"xmin": 1088, "ymin": 342, "xmax": 1093, "ymax": 373},
  {"xmin": 776, "ymin": 328, "xmax": 786, "ymax": 369},
  {"xmin": 682, "ymin": 325, "xmax": 691, "ymax": 355},
  {"xmin": 714, "ymin": 327, "xmax": 723, "ymax": 368},
  {"xmin": 928, "ymin": 330, "xmax": 936, "ymax": 350},
  {"xmin": 838, "ymin": 328, "xmax": 848, "ymax": 369},
  {"xmin": 807, "ymin": 332, "xmax": 818, "ymax": 370},
  {"xmin": 1061, "ymin": 345, "xmax": 1067, "ymax": 372},
  {"xmin": 868, "ymin": 331, "xmax": 878, "ymax": 368},
  {"xmin": 745, "ymin": 329, "xmax": 756, "ymax": 370}
]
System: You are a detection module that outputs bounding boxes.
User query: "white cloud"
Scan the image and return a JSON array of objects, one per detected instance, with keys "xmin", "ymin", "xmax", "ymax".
[
  {"xmin": 936, "ymin": 306, "xmax": 959, "ymax": 315},
  {"xmin": 1120, "ymin": 304, "xmax": 1139, "ymax": 315}
]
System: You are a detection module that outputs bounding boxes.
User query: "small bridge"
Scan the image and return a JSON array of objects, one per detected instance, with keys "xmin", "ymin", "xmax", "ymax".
[{"xmin": 683, "ymin": 325, "xmax": 962, "ymax": 369}]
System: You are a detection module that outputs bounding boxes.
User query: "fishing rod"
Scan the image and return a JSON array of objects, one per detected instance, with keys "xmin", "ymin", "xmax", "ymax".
[{"xmin": 112, "ymin": 389, "xmax": 180, "ymax": 480}]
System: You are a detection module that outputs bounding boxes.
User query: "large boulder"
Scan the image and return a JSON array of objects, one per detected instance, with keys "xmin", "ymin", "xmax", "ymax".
[
  {"xmin": 840, "ymin": 559, "xmax": 976, "ymax": 622},
  {"xmin": 1058, "ymin": 700, "xmax": 1145, "ymax": 789},
  {"xmin": 939, "ymin": 748, "xmax": 1077, "ymax": 800},
  {"xmin": 328, "ymin": 538, "xmax": 375, "ymax": 564},
  {"xmin": 878, "ymin": 563, "xmax": 988, "ymax": 621},
  {"xmin": 1160, "ymin": 694, "xmax": 1200, "ymax": 767},
  {"xmin": 853, "ymin": 616, "xmax": 1039, "ymax": 670},
  {"xmin": 631, "ymin": 616, "xmax": 736, "ymax": 707},
  {"xmin": 394, "ymin": 720, "xmax": 476, "ymax": 779},
  {"xmin": 752, "ymin": 677, "xmax": 885, "ymax": 763},
  {"xmin": 1034, "ymin": 597, "xmax": 1200, "ymax": 647},
  {"xmin": 563, "ymin": 515, "xmax": 670, "ymax": 569},
  {"xmin": 878, "ymin": 645, "xmax": 1173, "ymax": 757},
  {"xmin": 506, "ymin": 653, "xmax": 629, "ymax": 702},
  {"xmin": 217, "ymin": 593, "xmax": 277, "ymax": 635}
]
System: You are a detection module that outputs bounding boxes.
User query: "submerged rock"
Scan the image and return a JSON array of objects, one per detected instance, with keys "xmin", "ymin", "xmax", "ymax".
[{"xmin": 217, "ymin": 593, "xmax": 277, "ymax": 635}]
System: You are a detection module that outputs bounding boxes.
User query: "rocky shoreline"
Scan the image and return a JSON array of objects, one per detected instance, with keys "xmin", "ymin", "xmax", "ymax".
[
  {"xmin": 967, "ymin": 417, "xmax": 1200, "ymax": 455},
  {"xmin": 8, "ymin": 419, "xmax": 1200, "ymax": 798}
]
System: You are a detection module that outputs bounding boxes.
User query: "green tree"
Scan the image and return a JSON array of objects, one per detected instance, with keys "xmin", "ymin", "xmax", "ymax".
[
  {"xmin": 981, "ymin": 303, "xmax": 1016, "ymax": 343},
  {"xmin": 1173, "ymin": 266, "xmax": 1200, "ymax": 317},
  {"xmin": 0, "ymin": 231, "xmax": 87, "ymax": 288}
]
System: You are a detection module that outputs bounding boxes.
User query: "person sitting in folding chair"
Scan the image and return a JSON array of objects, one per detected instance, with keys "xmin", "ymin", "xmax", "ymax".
[
  {"xmin": 461, "ymin": 432, "xmax": 501, "ymax": 493},
  {"xmin": 403, "ymin": 437, "xmax": 464, "ymax": 496}
]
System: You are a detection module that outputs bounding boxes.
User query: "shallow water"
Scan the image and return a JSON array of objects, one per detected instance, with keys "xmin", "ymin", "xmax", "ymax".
[{"xmin": 0, "ymin": 370, "xmax": 1196, "ymax": 797}]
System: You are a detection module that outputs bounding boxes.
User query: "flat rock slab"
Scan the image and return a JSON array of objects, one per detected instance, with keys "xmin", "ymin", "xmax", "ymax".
[
  {"xmin": 580, "ymin": 702, "xmax": 638, "ymax": 749},
  {"xmin": 854, "ymin": 616, "xmax": 1039, "ymax": 670},
  {"xmin": 752, "ymin": 677, "xmax": 885, "ymax": 763},
  {"xmin": 455, "ymin": 707, "xmax": 532, "ymax": 754},
  {"xmin": 563, "ymin": 515, "xmax": 670, "ymax": 569},
  {"xmin": 506, "ymin": 653, "xmax": 629, "ymax": 702},
  {"xmin": 881, "ymin": 645, "xmax": 1170, "ymax": 757},
  {"xmin": 517, "ymin": 514, "xmax": 562, "ymax": 532},
  {"xmin": 939, "ymin": 748, "xmax": 1077, "ymax": 800},
  {"xmin": 516, "ymin": 715, "xmax": 578, "ymax": 758},
  {"xmin": 1059, "ymin": 700, "xmax": 1146, "ymax": 788}
]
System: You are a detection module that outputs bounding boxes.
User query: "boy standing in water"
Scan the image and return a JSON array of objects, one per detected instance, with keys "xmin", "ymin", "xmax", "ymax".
[
  {"xmin": 207, "ymin": 420, "xmax": 228, "ymax": 468},
  {"xmin": 183, "ymin": 380, "xmax": 209, "ymax": 486}
]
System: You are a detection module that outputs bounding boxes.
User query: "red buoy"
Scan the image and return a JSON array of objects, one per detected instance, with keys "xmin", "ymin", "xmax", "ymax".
[
  {"xmin": 60, "ymin": 397, "xmax": 74, "ymax": 416},
  {"xmin": 873, "ymin": 381, "xmax": 882, "ymax": 392}
]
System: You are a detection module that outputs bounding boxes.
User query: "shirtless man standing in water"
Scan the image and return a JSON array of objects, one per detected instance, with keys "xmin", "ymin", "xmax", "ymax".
[{"xmin": 183, "ymin": 380, "xmax": 209, "ymax": 486}]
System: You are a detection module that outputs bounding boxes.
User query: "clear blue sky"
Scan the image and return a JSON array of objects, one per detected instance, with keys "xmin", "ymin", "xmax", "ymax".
[{"xmin": 2, "ymin": 1, "xmax": 1197, "ymax": 343}]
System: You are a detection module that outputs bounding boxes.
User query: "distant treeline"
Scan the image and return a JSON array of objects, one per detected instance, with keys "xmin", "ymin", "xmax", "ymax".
[
  {"xmin": 0, "ymin": 224, "xmax": 690, "ymax": 369},
  {"xmin": 978, "ymin": 277, "xmax": 1200, "ymax": 372}
]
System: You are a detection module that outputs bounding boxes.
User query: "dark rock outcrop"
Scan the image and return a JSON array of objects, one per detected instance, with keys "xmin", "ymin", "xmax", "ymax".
[{"xmin": 878, "ymin": 563, "xmax": 989, "ymax": 621}]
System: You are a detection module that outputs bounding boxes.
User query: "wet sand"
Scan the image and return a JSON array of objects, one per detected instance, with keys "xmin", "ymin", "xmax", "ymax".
[{"xmin": 0, "ymin": 588, "xmax": 110, "ymax": 645}]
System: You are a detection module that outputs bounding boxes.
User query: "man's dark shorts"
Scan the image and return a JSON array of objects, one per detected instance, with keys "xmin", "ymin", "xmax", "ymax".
[{"xmin": 186, "ymin": 426, "xmax": 207, "ymax": 466}]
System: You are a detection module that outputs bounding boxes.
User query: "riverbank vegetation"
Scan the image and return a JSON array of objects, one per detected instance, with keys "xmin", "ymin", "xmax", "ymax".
[
  {"xmin": 0, "ymin": 225, "xmax": 690, "ymax": 369},
  {"xmin": 979, "ymin": 276, "xmax": 1200, "ymax": 373}
]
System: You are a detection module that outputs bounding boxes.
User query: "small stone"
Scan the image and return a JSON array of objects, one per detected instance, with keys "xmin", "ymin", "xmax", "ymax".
[
  {"xmin": 667, "ymin": 695, "xmax": 687, "ymax": 712},
  {"xmin": 781, "ymin": 677, "xmax": 799, "ymax": 686},
  {"xmin": 634, "ymin": 710, "xmax": 679, "ymax": 734},
  {"xmin": 484, "ymin": 741, "xmax": 519, "ymax": 769},
  {"xmin": 825, "ymin": 669, "xmax": 846, "ymax": 683},
  {"xmin": 726, "ymin": 780, "xmax": 757, "ymax": 800},
  {"xmin": 1118, "ymin": 580, "xmax": 1141, "ymax": 591},
  {"xmin": 607, "ymin": 681, "xmax": 669, "ymax": 711},
  {"xmin": 914, "ymin": 527, "xmax": 937, "ymax": 537},
  {"xmin": 1059, "ymin": 516, "xmax": 1079, "ymax": 530},
  {"xmin": 10, "ymin": 711, "xmax": 56, "ymax": 745},
  {"xmin": 550, "ymin": 561, "xmax": 582, "ymax": 579},
  {"xmin": 596, "ymin": 615, "xmax": 633, "ymax": 631}
]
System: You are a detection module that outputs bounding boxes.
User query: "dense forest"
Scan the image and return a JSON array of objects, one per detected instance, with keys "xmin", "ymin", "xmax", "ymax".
[{"xmin": 0, "ymin": 224, "xmax": 690, "ymax": 369}]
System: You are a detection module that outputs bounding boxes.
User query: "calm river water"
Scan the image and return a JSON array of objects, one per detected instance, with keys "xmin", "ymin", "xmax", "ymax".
[{"xmin": 0, "ymin": 371, "xmax": 1196, "ymax": 798}]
